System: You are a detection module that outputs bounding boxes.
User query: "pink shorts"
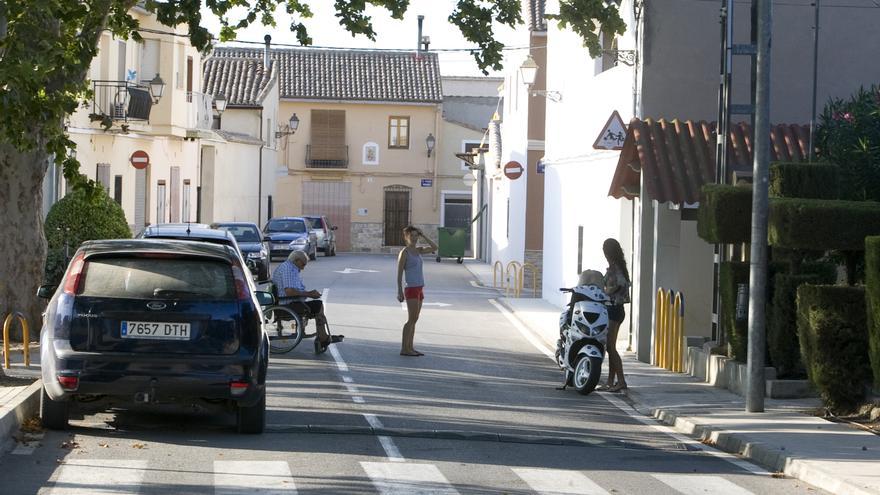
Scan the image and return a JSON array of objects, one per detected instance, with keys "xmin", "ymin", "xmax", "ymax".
[{"xmin": 404, "ymin": 286, "xmax": 424, "ymax": 301}]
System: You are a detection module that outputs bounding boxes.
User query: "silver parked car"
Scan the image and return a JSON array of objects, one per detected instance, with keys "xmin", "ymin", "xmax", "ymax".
[{"xmin": 303, "ymin": 215, "xmax": 337, "ymax": 257}]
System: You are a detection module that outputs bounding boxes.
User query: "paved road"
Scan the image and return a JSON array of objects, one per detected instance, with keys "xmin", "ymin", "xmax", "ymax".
[{"xmin": 0, "ymin": 254, "xmax": 826, "ymax": 494}]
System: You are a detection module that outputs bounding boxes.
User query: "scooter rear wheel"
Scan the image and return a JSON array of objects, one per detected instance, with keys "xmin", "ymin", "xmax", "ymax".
[{"xmin": 572, "ymin": 355, "xmax": 602, "ymax": 395}]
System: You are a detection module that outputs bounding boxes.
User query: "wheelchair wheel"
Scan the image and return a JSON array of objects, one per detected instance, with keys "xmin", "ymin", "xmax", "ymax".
[{"xmin": 262, "ymin": 305, "xmax": 304, "ymax": 354}]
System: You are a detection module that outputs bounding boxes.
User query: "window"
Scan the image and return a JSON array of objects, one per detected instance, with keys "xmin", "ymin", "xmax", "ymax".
[
  {"xmin": 96, "ymin": 163, "xmax": 111, "ymax": 194},
  {"xmin": 461, "ymin": 141, "xmax": 486, "ymax": 171},
  {"xmin": 114, "ymin": 175, "xmax": 123, "ymax": 205},
  {"xmin": 598, "ymin": 31, "xmax": 618, "ymax": 74},
  {"xmin": 139, "ymin": 39, "xmax": 160, "ymax": 84},
  {"xmin": 80, "ymin": 257, "xmax": 235, "ymax": 300},
  {"xmin": 388, "ymin": 116, "xmax": 410, "ymax": 149},
  {"xmin": 182, "ymin": 180, "xmax": 191, "ymax": 222},
  {"xmin": 308, "ymin": 109, "xmax": 347, "ymax": 168},
  {"xmin": 267, "ymin": 118, "xmax": 273, "ymax": 148},
  {"xmin": 156, "ymin": 180, "xmax": 166, "ymax": 224}
]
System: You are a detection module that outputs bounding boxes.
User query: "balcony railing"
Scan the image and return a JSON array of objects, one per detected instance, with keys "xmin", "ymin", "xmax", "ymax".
[
  {"xmin": 91, "ymin": 80, "xmax": 153, "ymax": 122},
  {"xmin": 306, "ymin": 144, "xmax": 349, "ymax": 169},
  {"xmin": 186, "ymin": 91, "xmax": 213, "ymax": 130}
]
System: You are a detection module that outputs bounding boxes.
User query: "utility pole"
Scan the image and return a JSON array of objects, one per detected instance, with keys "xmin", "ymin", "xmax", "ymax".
[
  {"xmin": 747, "ymin": 0, "xmax": 772, "ymax": 413},
  {"xmin": 808, "ymin": 0, "xmax": 821, "ymax": 161}
]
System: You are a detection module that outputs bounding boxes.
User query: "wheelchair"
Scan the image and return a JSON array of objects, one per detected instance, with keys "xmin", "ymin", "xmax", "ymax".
[{"xmin": 260, "ymin": 284, "xmax": 322, "ymax": 354}]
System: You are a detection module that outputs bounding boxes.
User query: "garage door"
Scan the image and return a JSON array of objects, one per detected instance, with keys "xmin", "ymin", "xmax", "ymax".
[{"xmin": 302, "ymin": 181, "xmax": 351, "ymax": 251}]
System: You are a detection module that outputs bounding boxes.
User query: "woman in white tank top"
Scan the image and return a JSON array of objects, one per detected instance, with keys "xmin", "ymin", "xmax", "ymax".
[{"xmin": 396, "ymin": 226, "xmax": 438, "ymax": 356}]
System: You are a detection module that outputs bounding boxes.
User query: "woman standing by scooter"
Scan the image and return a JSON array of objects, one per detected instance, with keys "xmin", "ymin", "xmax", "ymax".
[
  {"xmin": 599, "ymin": 238, "xmax": 631, "ymax": 393},
  {"xmin": 396, "ymin": 226, "xmax": 437, "ymax": 356}
]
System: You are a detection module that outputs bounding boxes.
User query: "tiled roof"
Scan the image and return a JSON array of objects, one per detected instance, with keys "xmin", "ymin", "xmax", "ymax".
[
  {"xmin": 202, "ymin": 57, "xmax": 276, "ymax": 108},
  {"xmin": 210, "ymin": 47, "xmax": 443, "ymax": 104},
  {"xmin": 609, "ymin": 119, "xmax": 811, "ymax": 204},
  {"xmin": 525, "ymin": 0, "xmax": 547, "ymax": 31},
  {"xmin": 442, "ymin": 96, "xmax": 499, "ymax": 132},
  {"xmin": 213, "ymin": 129, "xmax": 264, "ymax": 145}
]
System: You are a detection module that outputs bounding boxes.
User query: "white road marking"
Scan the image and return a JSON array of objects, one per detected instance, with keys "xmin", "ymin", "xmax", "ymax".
[
  {"xmin": 652, "ymin": 474, "xmax": 755, "ymax": 495},
  {"xmin": 334, "ymin": 268, "xmax": 380, "ymax": 274},
  {"xmin": 422, "ymin": 302, "xmax": 452, "ymax": 307},
  {"xmin": 513, "ymin": 468, "xmax": 610, "ymax": 494},
  {"xmin": 49, "ymin": 459, "xmax": 148, "ymax": 494},
  {"xmin": 214, "ymin": 460, "xmax": 297, "ymax": 494},
  {"xmin": 488, "ymin": 299, "xmax": 554, "ymax": 358},
  {"xmin": 488, "ymin": 299, "xmax": 771, "ymax": 477},
  {"xmin": 361, "ymin": 462, "xmax": 458, "ymax": 494},
  {"xmin": 323, "ymin": 292, "xmax": 403, "ymax": 463}
]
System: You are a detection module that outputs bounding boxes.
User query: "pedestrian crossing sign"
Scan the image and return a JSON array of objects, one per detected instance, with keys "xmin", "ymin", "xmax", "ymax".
[{"xmin": 593, "ymin": 110, "xmax": 628, "ymax": 150}]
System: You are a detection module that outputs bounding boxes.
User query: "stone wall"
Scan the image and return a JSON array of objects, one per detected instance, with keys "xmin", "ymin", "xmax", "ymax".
[
  {"xmin": 349, "ymin": 222, "xmax": 439, "ymax": 254},
  {"xmin": 523, "ymin": 249, "xmax": 544, "ymax": 297}
]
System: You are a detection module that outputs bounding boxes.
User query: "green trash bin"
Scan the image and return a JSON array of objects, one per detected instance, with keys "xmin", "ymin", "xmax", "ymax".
[{"xmin": 436, "ymin": 227, "xmax": 467, "ymax": 264}]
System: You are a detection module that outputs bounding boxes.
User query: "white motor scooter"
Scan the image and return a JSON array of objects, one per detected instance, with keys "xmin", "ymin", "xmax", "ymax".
[{"xmin": 555, "ymin": 270, "xmax": 610, "ymax": 395}]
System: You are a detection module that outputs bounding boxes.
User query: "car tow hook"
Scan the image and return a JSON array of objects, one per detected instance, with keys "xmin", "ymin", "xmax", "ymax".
[{"xmin": 134, "ymin": 379, "xmax": 159, "ymax": 404}]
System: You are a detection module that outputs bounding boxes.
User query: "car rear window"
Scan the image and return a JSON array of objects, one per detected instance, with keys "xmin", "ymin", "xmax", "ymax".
[
  {"xmin": 305, "ymin": 218, "xmax": 323, "ymax": 229},
  {"xmin": 218, "ymin": 225, "xmax": 261, "ymax": 242},
  {"xmin": 79, "ymin": 257, "xmax": 235, "ymax": 300},
  {"xmin": 266, "ymin": 219, "xmax": 307, "ymax": 233}
]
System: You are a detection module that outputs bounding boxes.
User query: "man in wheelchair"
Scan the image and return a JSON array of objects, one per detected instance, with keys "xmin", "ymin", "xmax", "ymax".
[{"xmin": 271, "ymin": 250, "xmax": 343, "ymax": 354}]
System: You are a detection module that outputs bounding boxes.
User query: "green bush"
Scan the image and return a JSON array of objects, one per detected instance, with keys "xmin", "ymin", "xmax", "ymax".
[
  {"xmin": 769, "ymin": 162, "xmax": 839, "ymax": 199},
  {"xmin": 721, "ymin": 261, "xmax": 750, "ymax": 362},
  {"xmin": 816, "ymin": 85, "xmax": 880, "ymax": 202},
  {"xmin": 768, "ymin": 198, "xmax": 880, "ymax": 251},
  {"xmin": 697, "ymin": 185, "xmax": 752, "ymax": 244},
  {"xmin": 866, "ymin": 236, "xmax": 880, "ymax": 390},
  {"xmin": 44, "ymin": 189, "xmax": 131, "ymax": 285},
  {"xmin": 797, "ymin": 285, "xmax": 871, "ymax": 412},
  {"xmin": 768, "ymin": 266, "xmax": 835, "ymax": 378}
]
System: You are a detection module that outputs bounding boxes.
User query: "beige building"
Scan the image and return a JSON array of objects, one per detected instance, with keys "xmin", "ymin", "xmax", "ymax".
[{"xmin": 209, "ymin": 47, "xmax": 448, "ymax": 252}]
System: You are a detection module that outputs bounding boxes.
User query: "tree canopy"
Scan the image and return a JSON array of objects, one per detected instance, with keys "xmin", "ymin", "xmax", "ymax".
[{"xmin": 0, "ymin": 0, "xmax": 624, "ymax": 187}]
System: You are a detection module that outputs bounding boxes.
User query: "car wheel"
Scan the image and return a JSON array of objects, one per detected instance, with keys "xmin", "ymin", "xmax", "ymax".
[
  {"xmin": 323, "ymin": 242, "xmax": 332, "ymax": 257},
  {"xmin": 40, "ymin": 386, "xmax": 69, "ymax": 430},
  {"xmin": 236, "ymin": 387, "xmax": 266, "ymax": 434}
]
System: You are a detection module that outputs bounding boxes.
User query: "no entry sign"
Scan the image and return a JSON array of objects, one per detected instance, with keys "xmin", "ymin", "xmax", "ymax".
[
  {"xmin": 504, "ymin": 161, "xmax": 524, "ymax": 180},
  {"xmin": 130, "ymin": 150, "xmax": 150, "ymax": 169}
]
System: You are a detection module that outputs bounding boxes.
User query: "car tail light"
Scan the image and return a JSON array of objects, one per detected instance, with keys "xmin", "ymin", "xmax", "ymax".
[
  {"xmin": 230, "ymin": 380, "xmax": 249, "ymax": 396},
  {"xmin": 231, "ymin": 262, "xmax": 251, "ymax": 301},
  {"xmin": 62, "ymin": 252, "xmax": 86, "ymax": 295},
  {"xmin": 57, "ymin": 375, "xmax": 79, "ymax": 391}
]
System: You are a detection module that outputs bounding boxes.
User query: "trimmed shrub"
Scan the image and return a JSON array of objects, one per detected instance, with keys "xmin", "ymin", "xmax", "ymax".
[
  {"xmin": 769, "ymin": 162, "xmax": 839, "ymax": 199},
  {"xmin": 797, "ymin": 285, "xmax": 871, "ymax": 412},
  {"xmin": 721, "ymin": 261, "xmax": 750, "ymax": 362},
  {"xmin": 866, "ymin": 236, "xmax": 880, "ymax": 389},
  {"xmin": 768, "ymin": 266, "xmax": 835, "ymax": 378},
  {"xmin": 697, "ymin": 184, "xmax": 752, "ymax": 244},
  {"xmin": 44, "ymin": 189, "xmax": 131, "ymax": 285},
  {"xmin": 768, "ymin": 198, "xmax": 880, "ymax": 251}
]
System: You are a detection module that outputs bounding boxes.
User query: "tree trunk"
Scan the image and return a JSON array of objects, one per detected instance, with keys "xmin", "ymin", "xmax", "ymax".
[{"xmin": 0, "ymin": 142, "xmax": 50, "ymax": 349}]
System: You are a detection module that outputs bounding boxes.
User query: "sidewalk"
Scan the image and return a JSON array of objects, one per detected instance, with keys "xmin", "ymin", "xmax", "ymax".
[
  {"xmin": 0, "ymin": 344, "xmax": 41, "ymax": 452},
  {"xmin": 465, "ymin": 260, "xmax": 880, "ymax": 495}
]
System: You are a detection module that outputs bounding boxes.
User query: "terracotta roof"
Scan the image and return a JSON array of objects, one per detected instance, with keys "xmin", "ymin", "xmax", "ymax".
[
  {"xmin": 609, "ymin": 119, "xmax": 811, "ymax": 204},
  {"xmin": 210, "ymin": 47, "xmax": 442, "ymax": 104},
  {"xmin": 202, "ymin": 57, "xmax": 276, "ymax": 108},
  {"xmin": 525, "ymin": 0, "xmax": 547, "ymax": 31}
]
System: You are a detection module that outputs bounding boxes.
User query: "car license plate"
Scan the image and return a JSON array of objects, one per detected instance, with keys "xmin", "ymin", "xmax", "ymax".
[{"xmin": 121, "ymin": 321, "xmax": 191, "ymax": 340}]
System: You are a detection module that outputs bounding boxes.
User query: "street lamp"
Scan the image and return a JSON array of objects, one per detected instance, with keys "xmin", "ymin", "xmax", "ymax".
[
  {"xmin": 426, "ymin": 133, "xmax": 436, "ymax": 157},
  {"xmin": 148, "ymin": 74, "xmax": 166, "ymax": 104},
  {"xmin": 518, "ymin": 54, "xmax": 562, "ymax": 102},
  {"xmin": 214, "ymin": 94, "xmax": 228, "ymax": 114},
  {"xmin": 275, "ymin": 113, "xmax": 300, "ymax": 139}
]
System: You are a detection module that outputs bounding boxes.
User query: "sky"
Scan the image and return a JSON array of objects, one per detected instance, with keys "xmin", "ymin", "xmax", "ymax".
[{"xmin": 197, "ymin": 0, "xmax": 527, "ymax": 77}]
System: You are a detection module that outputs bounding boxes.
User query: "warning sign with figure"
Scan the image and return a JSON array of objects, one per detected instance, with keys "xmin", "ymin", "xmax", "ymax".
[{"xmin": 593, "ymin": 110, "xmax": 628, "ymax": 150}]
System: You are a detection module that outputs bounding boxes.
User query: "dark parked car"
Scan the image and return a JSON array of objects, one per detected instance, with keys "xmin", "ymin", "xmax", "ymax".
[
  {"xmin": 37, "ymin": 239, "xmax": 273, "ymax": 433},
  {"xmin": 263, "ymin": 217, "xmax": 318, "ymax": 261},
  {"xmin": 212, "ymin": 222, "xmax": 270, "ymax": 281},
  {"xmin": 303, "ymin": 215, "xmax": 338, "ymax": 257}
]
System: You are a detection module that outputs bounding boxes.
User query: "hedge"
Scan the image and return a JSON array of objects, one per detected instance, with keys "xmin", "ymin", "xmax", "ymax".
[
  {"xmin": 769, "ymin": 162, "xmax": 839, "ymax": 200},
  {"xmin": 797, "ymin": 285, "xmax": 871, "ymax": 411},
  {"xmin": 866, "ymin": 237, "xmax": 880, "ymax": 389},
  {"xmin": 768, "ymin": 266, "xmax": 835, "ymax": 378},
  {"xmin": 721, "ymin": 262, "xmax": 751, "ymax": 362},
  {"xmin": 768, "ymin": 198, "xmax": 880, "ymax": 251},
  {"xmin": 697, "ymin": 185, "xmax": 753, "ymax": 244},
  {"xmin": 44, "ymin": 189, "xmax": 131, "ymax": 285}
]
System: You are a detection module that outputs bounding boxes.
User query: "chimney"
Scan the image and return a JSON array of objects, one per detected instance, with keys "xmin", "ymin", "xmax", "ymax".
[
  {"xmin": 417, "ymin": 15, "xmax": 424, "ymax": 53},
  {"xmin": 264, "ymin": 35, "xmax": 271, "ymax": 69}
]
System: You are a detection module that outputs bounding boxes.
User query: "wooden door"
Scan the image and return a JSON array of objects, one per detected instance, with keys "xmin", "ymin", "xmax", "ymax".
[{"xmin": 383, "ymin": 186, "xmax": 411, "ymax": 246}]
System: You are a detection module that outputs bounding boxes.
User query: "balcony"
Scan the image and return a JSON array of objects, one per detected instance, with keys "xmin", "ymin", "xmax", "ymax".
[
  {"xmin": 185, "ymin": 91, "xmax": 214, "ymax": 130},
  {"xmin": 91, "ymin": 80, "xmax": 153, "ymax": 123},
  {"xmin": 306, "ymin": 144, "xmax": 349, "ymax": 169}
]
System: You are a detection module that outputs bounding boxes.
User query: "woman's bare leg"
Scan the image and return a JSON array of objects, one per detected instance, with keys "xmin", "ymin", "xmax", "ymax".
[
  {"xmin": 607, "ymin": 320, "xmax": 627, "ymax": 390},
  {"xmin": 401, "ymin": 298, "xmax": 421, "ymax": 355}
]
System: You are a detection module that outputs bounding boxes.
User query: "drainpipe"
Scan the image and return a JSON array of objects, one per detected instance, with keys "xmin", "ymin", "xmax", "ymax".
[
  {"xmin": 432, "ymin": 105, "xmax": 441, "ymax": 211},
  {"xmin": 258, "ymin": 108, "xmax": 264, "ymax": 225}
]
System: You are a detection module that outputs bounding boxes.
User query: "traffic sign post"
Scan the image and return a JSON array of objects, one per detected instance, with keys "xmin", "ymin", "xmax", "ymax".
[{"xmin": 504, "ymin": 161, "xmax": 523, "ymax": 180}]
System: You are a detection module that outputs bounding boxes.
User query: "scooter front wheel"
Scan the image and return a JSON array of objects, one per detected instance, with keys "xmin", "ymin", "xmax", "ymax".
[{"xmin": 572, "ymin": 355, "xmax": 602, "ymax": 395}]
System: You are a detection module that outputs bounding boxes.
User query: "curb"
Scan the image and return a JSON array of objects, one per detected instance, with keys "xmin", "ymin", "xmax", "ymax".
[
  {"xmin": 0, "ymin": 380, "xmax": 42, "ymax": 449},
  {"xmin": 625, "ymin": 394, "xmax": 876, "ymax": 495}
]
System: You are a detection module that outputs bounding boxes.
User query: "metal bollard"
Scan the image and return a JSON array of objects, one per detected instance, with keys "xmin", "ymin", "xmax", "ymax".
[
  {"xmin": 505, "ymin": 261, "xmax": 522, "ymax": 298},
  {"xmin": 493, "ymin": 261, "xmax": 504, "ymax": 288},
  {"xmin": 2, "ymin": 312, "xmax": 30, "ymax": 369}
]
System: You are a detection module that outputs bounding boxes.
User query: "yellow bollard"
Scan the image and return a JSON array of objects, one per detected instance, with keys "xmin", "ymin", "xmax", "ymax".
[
  {"xmin": 505, "ymin": 262, "xmax": 521, "ymax": 298},
  {"xmin": 3, "ymin": 312, "xmax": 30, "ymax": 369},
  {"xmin": 654, "ymin": 288, "xmax": 667, "ymax": 366},
  {"xmin": 521, "ymin": 262, "xmax": 539, "ymax": 298},
  {"xmin": 672, "ymin": 292, "xmax": 685, "ymax": 373},
  {"xmin": 493, "ymin": 261, "xmax": 504, "ymax": 288}
]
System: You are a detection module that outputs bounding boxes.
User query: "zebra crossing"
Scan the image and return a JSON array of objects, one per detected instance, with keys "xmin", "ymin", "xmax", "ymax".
[{"xmin": 40, "ymin": 458, "xmax": 766, "ymax": 494}]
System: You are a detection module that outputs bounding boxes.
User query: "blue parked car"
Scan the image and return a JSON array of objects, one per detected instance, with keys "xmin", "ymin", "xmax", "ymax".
[
  {"xmin": 37, "ymin": 239, "xmax": 273, "ymax": 433},
  {"xmin": 263, "ymin": 216, "xmax": 318, "ymax": 261}
]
